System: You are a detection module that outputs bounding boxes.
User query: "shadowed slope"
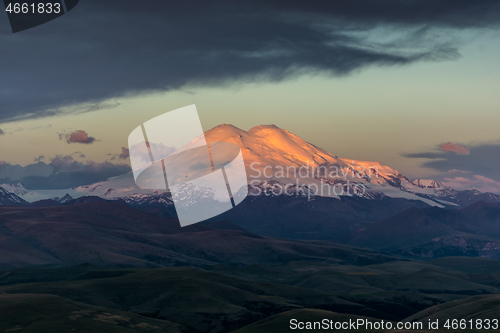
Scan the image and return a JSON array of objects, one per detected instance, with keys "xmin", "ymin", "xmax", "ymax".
[{"xmin": 0, "ymin": 201, "xmax": 399, "ymax": 268}]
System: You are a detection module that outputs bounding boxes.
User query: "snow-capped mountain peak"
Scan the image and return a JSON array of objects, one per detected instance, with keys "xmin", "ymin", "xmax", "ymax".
[
  {"xmin": 58, "ymin": 193, "xmax": 74, "ymax": 204},
  {"xmin": 0, "ymin": 182, "xmax": 28, "ymax": 196},
  {"xmin": 0, "ymin": 186, "xmax": 28, "ymax": 206},
  {"xmin": 203, "ymin": 124, "xmax": 343, "ymax": 171},
  {"xmin": 411, "ymin": 179, "xmax": 448, "ymax": 189}
]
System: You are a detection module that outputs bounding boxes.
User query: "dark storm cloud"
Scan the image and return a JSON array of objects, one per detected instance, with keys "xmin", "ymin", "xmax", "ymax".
[
  {"xmin": 1, "ymin": 0, "xmax": 499, "ymax": 122},
  {"xmin": 404, "ymin": 142, "xmax": 500, "ymax": 182},
  {"xmin": 0, "ymin": 155, "xmax": 131, "ymax": 189}
]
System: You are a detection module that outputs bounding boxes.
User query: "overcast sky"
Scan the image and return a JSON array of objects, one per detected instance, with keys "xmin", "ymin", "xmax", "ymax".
[{"xmin": 1, "ymin": 0, "xmax": 500, "ymax": 191}]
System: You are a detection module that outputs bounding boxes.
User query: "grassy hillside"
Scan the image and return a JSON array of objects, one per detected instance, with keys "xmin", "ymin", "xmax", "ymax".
[
  {"xmin": 0, "ymin": 267, "xmax": 372, "ymax": 333},
  {"xmin": 0, "ymin": 293, "xmax": 185, "ymax": 333},
  {"xmin": 406, "ymin": 295, "xmax": 500, "ymax": 328},
  {"xmin": 2, "ymin": 257, "xmax": 500, "ymax": 332},
  {"xmin": 2, "ymin": 202, "xmax": 500, "ymax": 332},
  {"xmin": 231, "ymin": 309, "xmax": 378, "ymax": 333}
]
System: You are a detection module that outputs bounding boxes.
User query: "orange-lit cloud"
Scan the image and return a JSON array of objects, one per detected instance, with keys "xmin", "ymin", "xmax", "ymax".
[
  {"xmin": 119, "ymin": 147, "xmax": 130, "ymax": 159},
  {"xmin": 107, "ymin": 147, "xmax": 131, "ymax": 161},
  {"xmin": 60, "ymin": 130, "xmax": 97, "ymax": 144},
  {"xmin": 440, "ymin": 142, "xmax": 470, "ymax": 155},
  {"xmin": 447, "ymin": 169, "xmax": 470, "ymax": 173}
]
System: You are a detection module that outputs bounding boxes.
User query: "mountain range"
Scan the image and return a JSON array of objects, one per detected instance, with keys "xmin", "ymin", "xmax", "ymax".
[
  {"xmin": 2, "ymin": 124, "xmax": 500, "ymax": 210},
  {"xmin": 3, "ymin": 186, "xmax": 500, "ymax": 261},
  {"xmin": 2, "ymin": 124, "xmax": 500, "ymax": 261}
]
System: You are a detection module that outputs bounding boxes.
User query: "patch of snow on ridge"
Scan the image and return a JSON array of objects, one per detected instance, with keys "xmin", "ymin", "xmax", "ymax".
[
  {"xmin": 411, "ymin": 179, "xmax": 448, "ymax": 189},
  {"xmin": 0, "ymin": 183, "xmax": 85, "ymax": 203}
]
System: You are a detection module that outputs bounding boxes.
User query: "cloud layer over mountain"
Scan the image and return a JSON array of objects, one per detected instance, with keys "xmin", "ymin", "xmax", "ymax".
[
  {"xmin": 0, "ymin": 155, "xmax": 130, "ymax": 189},
  {"xmin": 405, "ymin": 142, "xmax": 500, "ymax": 193}
]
